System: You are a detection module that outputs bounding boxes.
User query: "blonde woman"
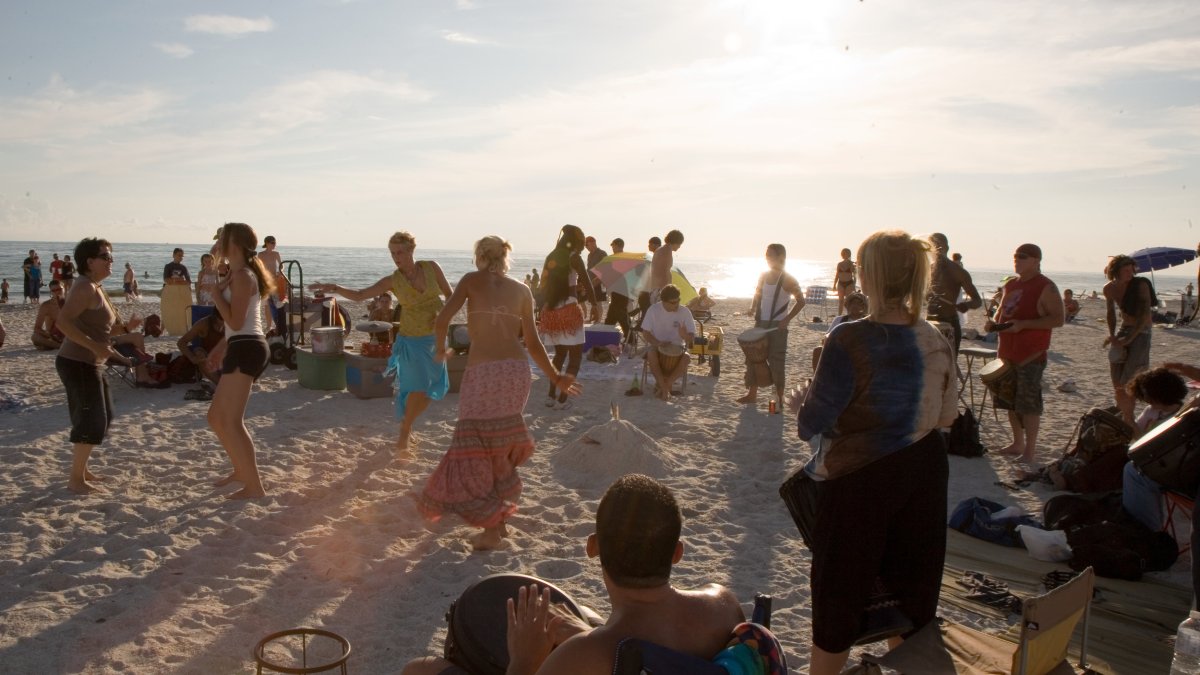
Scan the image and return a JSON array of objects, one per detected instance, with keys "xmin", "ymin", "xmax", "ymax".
[
  {"xmin": 309, "ymin": 232, "xmax": 452, "ymax": 455},
  {"xmin": 795, "ymin": 231, "xmax": 957, "ymax": 673},
  {"xmin": 420, "ymin": 236, "xmax": 580, "ymax": 550},
  {"xmin": 209, "ymin": 223, "xmax": 274, "ymax": 499}
]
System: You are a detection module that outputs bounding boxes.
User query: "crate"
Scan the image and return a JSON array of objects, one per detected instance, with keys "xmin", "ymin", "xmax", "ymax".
[
  {"xmin": 297, "ymin": 347, "xmax": 346, "ymax": 391},
  {"xmin": 345, "ymin": 353, "xmax": 393, "ymax": 399}
]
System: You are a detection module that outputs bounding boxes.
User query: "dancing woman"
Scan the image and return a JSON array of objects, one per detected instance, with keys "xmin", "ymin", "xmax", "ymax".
[
  {"xmin": 537, "ymin": 224, "xmax": 597, "ymax": 410},
  {"xmin": 419, "ymin": 236, "xmax": 580, "ymax": 550},
  {"xmin": 55, "ymin": 238, "xmax": 128, "ymax": 494},
  {"xmin": 309, "ymin": 231, "xmax": 452, "ymax": 455},
  {"xmin": 208, "ymin": 223, "xmax": 274, "ymax": 499}
]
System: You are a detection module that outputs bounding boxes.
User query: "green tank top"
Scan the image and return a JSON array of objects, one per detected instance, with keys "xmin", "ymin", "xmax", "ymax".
[{"xmin": 390, "ymin": 261, "xmax": 443, "ymax": 337}]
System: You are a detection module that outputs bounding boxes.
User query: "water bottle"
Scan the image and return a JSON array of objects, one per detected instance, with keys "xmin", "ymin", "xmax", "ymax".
[{"xmin": 1171, "ymin": 610, "xmax": 1200, "ymax": 674}]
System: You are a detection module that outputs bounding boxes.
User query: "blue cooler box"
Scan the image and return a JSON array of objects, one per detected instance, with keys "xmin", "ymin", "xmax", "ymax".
[
  {"xmin": 345, "ymin": 352, "xmax": 393, "ymax": 399},
  {"xmin": 583, "ymin": 324, "xmax": 623, "ymax": 351}
]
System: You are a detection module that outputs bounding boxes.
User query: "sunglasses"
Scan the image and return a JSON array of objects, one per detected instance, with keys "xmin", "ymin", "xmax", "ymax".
[{"xmin": 95, "ymin": 253, "xmax": 114, "ymax": 262}]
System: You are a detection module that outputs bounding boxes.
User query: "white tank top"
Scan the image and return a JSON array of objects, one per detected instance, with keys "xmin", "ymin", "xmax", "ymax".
[
  {"xmin": 759, "ymin": 282, "xmax": 789, "ymax": 322},
  {"xmin": 222, "ymin": 275, "xmax": 263, "ymax": 337}
]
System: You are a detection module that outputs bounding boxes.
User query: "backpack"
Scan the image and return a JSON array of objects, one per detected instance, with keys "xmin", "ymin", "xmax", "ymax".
[
  {"xmin": 143, "ymin": 313, "xmax": 163, "ymax": 337},
  {"xmin": 1046, "ymin": 407, "xmax": 1133, "ymax": 493},
  {"xmin": 945, "ymin": 408, "xmax": 986, "ymax": 457}
]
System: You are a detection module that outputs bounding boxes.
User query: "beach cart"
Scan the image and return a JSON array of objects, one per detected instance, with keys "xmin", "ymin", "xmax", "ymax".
[
  {"xmin": 689, "ymin": 310, "xmax": 721, "ymax": 377},
  {"xmin": 269, "ymin": 259, "xmax": 305, "ymax": 370}
]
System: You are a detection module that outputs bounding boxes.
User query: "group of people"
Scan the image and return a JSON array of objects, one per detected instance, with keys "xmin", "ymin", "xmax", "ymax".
[{"xmin": 7, "ymin": 250, "xmax": 77, "ymax": 305}]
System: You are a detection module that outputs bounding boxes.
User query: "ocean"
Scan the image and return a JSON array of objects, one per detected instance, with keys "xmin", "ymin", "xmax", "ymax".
[{"xmin": 2, "ymin": 240, "xmax": 1195, "ymax": 304}]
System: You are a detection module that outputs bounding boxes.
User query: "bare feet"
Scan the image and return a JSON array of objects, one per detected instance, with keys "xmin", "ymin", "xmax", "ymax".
[
  {"xmin": 471, "ymin": 527, "xmax": 504, "ymax": 551},
  {"xmin": 997, "ymin": 443, "xmax": 1025, "ymax": 457},
  {"xmin": 227, "ymin": 485, "xmax": 267, "ymax": 500},
  {"xmin": 736, "ymin": 394, "xmax": 757, "ymax": 404},
  {"xmin": 68, "ymin": 478, "xmax": 100, "ymax": 495},
  {"xmin": 213, "ymin": 473, "xmax": 244, "ymax": 487},
  {"xmin": 84, "ymin": 470, "xmax": 107, "ymax": 482}
]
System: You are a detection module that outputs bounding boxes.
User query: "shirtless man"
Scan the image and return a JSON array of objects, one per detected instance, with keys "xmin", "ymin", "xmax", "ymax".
[
  {"xmin": 257, "ymin": 235, "xmax": 286, "ymax": 334},
  {"xmin": 31, "ymin": 280, "xmax": 66, "ymax": 350},
  {"xmin": 402, "ymin": 474, "xmax": 744, "ymax": 675},
  {"xmin": 926, "ymin": 232, "xmax": 982, "ymax": 353},
  {"xmin": 648, "ymin": 230, "xmax": 683, "ymax": 304},
  {"xmin": 1103, "ymin": 254, "xmax": 1155, "ymax": 425}
]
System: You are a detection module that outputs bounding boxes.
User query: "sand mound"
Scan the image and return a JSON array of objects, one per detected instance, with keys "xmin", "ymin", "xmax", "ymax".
[{"xmin": 553, "ymin": 417, "xmax": 674, "ymax": 488}]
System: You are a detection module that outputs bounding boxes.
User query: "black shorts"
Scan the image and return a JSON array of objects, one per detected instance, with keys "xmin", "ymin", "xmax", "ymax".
[
  {"xmin": 809, "ymin": 431, "xmax": 948, "ymax": 653},
  {"xmin": 222, "ymin": 335, "xmax": 269, "ymax": 379}
]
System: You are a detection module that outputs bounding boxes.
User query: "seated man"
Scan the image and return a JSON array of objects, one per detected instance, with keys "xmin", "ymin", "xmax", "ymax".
[
  {"xmin": 31, "ymin": 280, "xmax": 66, "ymax": 350},
  {"xmin": 1063, "ymin": 289, "xmax": 1081, "ymax": 322},
  {"xmin": 177, "ymin": 312, "xmax": 226, "ymax": 384},
  {"xmin": 640, "ymin": 284, "xmax": 696, "ymax": 401},
  {"xmin": 402, "ymin": 474, "xmax": 744, "ymax": 675}
]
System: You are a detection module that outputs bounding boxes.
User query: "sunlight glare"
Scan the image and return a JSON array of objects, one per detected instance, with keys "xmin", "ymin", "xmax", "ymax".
[{"xmin": 724, "ymin": 32, "xmax": 744, "ymax": 54}]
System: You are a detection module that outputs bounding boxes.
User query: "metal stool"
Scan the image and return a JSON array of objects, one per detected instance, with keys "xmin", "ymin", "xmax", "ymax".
[{"xmin": 254, "ymin": 628, "xmax": 351, "ymax": 674}]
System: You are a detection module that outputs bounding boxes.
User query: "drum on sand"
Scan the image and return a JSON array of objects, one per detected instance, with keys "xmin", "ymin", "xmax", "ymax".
[
  {"xmin": 980, "ymin": 359, "xmax": 1016, "ymax": 409},
  {"xmin": 738, "ymin": 327, "xmax": 775, "ymax": 386},
  {"xmin": 656, "ymin": 343, "xmax": 686, "ymax": 374}
]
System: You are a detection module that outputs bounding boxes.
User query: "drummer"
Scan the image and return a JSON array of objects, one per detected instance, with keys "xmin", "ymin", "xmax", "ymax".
[
  {"xmin": 640, "ymin": 284, "xmax": 696, "ymax": 401},
  {"xmin": 737, "ymin": 243, "xmax": 805, "ymax": 412}
]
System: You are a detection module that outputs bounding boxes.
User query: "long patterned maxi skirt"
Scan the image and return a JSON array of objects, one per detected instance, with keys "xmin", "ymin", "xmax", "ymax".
[{"xmin": 418, "ymin": 359, "xmax": 535, "ymax": 528}]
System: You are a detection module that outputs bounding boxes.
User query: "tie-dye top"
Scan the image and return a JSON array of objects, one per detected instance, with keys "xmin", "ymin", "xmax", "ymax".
[{"xmin": 798, "ymin": 319, "xmax": 957, "ymax": 480}]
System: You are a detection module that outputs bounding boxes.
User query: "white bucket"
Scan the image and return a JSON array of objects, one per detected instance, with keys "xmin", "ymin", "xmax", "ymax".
[{"xmin": 311, "ymin": 327, "xmax": 345, "ymax": 355}]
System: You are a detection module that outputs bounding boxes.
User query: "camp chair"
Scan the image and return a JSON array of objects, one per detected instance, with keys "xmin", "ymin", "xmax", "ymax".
[
  {"xmin": 858, "ymin": 567, "xmax": 1094, "ymax": 675},
  {"xmin": 613, "ymin": 599, "xmax": 787, "ymax": 674},
  {"xmin": 105, "ymin": 356, "xmax": 138, "ymax": 388},
  {"xmin": 1162, "ymin": 490, "xmax": 1194, "ymax": 555},
  {"xmin": 804, "ymin": 286, "xmax": 829, "ymax": 321}
]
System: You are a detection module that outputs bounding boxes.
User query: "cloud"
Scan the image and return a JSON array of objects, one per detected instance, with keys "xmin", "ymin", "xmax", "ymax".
[
  {"xmin": 441, "ymin": 30, "xmax": 490, "ymax": 45},
  {"xmin": 0, "ymin": 76, "xmax": 171, "ymax": 143},
  {"xmin": 153, "ymin": 42, "xmax": 195, "ymax": 59},
  {"xmin": 184, "ymin": 14, "xmax": 274, "ymax": 37},
  {"xmin": 249, "ymin": 70, "xmax": 432, "ymax": 130},
  {"xmin": 455, "ymin": 0, "xmax": 477, "ymax": 9}
]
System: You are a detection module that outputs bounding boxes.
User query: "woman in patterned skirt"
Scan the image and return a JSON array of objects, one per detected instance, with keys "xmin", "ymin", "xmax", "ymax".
[{"xmin": 419, "ymin": 236, "xmax": 580, "ymax": 550}]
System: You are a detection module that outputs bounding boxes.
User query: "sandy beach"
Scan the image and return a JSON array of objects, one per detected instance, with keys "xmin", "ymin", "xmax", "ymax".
[{"xmin": 0, "ymin": 293, "xmax": 1194, "ymax": 673}]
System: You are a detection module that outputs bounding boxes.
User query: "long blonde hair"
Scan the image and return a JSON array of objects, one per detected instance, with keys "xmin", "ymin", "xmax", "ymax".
[
  {"xmin": 220, "ymin": 223, "xmax": 274, "ymax": 299},
  {"xmin": 856, "ymin": 230, "xmax": 930, "ymax": 324}
]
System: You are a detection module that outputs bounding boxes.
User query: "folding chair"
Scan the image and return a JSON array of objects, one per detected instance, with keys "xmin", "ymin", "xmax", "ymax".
[
  {"xmin": 858, "ymin": 567, "xmax": 1094, "ymax": 675},
  {"xmin": 804, "ymin": 286, "xmax": 829, "ymax": 321},
  {"xmin": 1163, "ymin": 490, "xmax": 1194, "ymax": 555},
  {"xmin": 105, "ymin": 357, "xmax": 138, "ymax": 388}
]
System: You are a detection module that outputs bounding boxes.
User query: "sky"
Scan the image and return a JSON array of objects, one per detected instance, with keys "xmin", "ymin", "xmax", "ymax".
[{"xmin": 0, "ymin": 0, "xmax": 1198, "ymax": 272}]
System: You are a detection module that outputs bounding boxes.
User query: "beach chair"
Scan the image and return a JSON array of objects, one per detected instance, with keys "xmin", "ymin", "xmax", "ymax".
[
  {"xmin": 613, "ymin": 598, "xmax": 787, "ymax": 674},
  {"xmin": 804, "ymin": 286, "xmax": 829, "ymax": 321},
  {"xmin": 105, "ymin": 356, "xmax": 138, "ymax": 388},
  {"xmin": 857, "ymin": 567, "xmax": 1094, "ymax": 675}
]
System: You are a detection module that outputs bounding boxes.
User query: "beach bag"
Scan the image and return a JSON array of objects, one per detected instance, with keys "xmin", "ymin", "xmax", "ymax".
[
  {"xmin": 1065, "ymin": 521, "xmax": 1177, "ymax": 580},
  {"xmin": 167, "ymin": 355, "xmax": 198, "ymax": 384},
  {"xmin": 443, "ymin": 573, "xmax": 585, "ymax": 675},
  {"xmin": 948, "ymin": 497, "xmax": 1041, "ymax": 548},
  {"xmin": 779, "ymin": 468, "xmax": 821, "ymax": 549},
  {"xmin": 1046, "ymin": 407, "xmax": 1133, "ymax": 493},
  {"xmin": 1128, "ymin": 407, "xmax": 1200, "ymax": 493},
  {"xmin": 1042, "ymin": 492, "xmax": 1125, "ymax": 531},
  {"xmin": 945, "ymin": 408, "xmax": 985, "ymax": 457},
  {"xmin": 143, "ymin": 314, "xmax": 163, "ymax": 337}
]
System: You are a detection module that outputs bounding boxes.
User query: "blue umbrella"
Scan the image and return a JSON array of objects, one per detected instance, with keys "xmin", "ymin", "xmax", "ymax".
[{"xmin": 1129, "ymin": 246, "xmax": 1197, "ymax": 273}]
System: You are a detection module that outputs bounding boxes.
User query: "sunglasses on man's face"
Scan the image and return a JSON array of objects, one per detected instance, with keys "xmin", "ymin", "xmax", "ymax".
[{"xmin": 95, "ymin": 253, "xmax": 114, "ymax": 262}]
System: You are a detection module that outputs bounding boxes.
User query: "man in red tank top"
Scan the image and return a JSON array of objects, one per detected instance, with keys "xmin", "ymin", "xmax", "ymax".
[{"xmin": 984, "ymin": 243, "xmax": 1065, "ymax": 464}]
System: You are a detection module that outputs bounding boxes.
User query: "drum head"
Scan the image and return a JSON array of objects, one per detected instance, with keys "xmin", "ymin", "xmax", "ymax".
[
  {"xmin": 447, "ymin": 573, "xmax": 584, "ymax": 675},
  {"xmin": 355, "ymin": 320, "xmax": 393, "ymax": 334},
  {"xmin": 738, "ymin": 327, "xmax": 776, "ymax": 344},
  {"xmin": 657, "ymin": 343, "xmax": 685, "ymax": 357},
  {"xmin": 979, "ymin": 359, "xmax": 1010, "ymax": 382}
]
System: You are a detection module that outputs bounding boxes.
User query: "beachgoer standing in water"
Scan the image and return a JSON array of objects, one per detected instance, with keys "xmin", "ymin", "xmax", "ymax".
[
  {"xmin": 419, "ymin": 236, "xmax": 580, "ymax": 550},
  {"xmin": 208, "ymin": 223, "xmax": 274, "ymax": 499},
  {"xmin": 309, "ymin": 232, "xmax": 452, "ymax": 456}
]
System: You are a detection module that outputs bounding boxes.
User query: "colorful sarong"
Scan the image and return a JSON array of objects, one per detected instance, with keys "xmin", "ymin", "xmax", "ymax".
[
  {"xmin": 386, "ymin": 333, "xmax": 449, "ymax": 418},
  {"xmin": 539, "ymin": 300, "xmax": 585, "ymax": 346},
  {"xmin": 418, "ymin": 359, "xmax": 534, "ymax": 527}
]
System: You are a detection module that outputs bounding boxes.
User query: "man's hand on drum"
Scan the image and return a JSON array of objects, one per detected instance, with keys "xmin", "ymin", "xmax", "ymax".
[
  {"xmin": 547, "ymin": 602, "xmax": 592, "ymax": 645},
  {"xmin": 506, "ymin": 584, "xmax": 559, "ymax": 675}
]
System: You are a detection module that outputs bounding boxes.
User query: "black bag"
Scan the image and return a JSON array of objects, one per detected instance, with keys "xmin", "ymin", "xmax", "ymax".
[
  {"xmin": 1047, "ymin": 407, "xmax": 1133, "ymax": 493},
  {"xmin": 1129, "ymin": 407, "xmax": 1200, "ymax": 494},
  {"xmin": 1066, "ymin": 521, "xmax": 1178, "ymax": 580},
  {"xmin": 779, "ymin": 468, "xmax": 822, "ymax": 549},
  {"xmin": 946, "ymin": 408, "xmax": 986, "ymax": 457},
  {"xmin": 444, "ymin": 573, "xmax": 585, "ymax": 675}
]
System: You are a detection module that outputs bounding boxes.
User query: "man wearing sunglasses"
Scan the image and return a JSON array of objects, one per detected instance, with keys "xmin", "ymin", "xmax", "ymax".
[
  {"xmin": 984, "ymin": 243, "xmax": 1065, "ymax": 465},
  {"xmin": 640, "ymin": 284, "xmax": 696, "ymax": 401},
  {"xmin": 31, "ymin": 281, "xmax": 66, "ymax": 350}
]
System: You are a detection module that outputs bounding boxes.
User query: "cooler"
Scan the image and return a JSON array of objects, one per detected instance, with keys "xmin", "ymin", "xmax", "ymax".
[
  {"xmin": 345, "ymin": 352, "xmax": 394, "ymax": 399},
  {"xmin": 297, "ymin": 347, "xmax": 346, "ymax": 391},
  {"xmin": 583, "ymin": 324, "xmax": 623, "ymax": 351}
]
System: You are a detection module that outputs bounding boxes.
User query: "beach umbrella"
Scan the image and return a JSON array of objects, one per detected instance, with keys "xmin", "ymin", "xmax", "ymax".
[
  {"xmin": 670, "ymin": 267, "xmax": 699, "ymax": 306},
  {"xmin": 1129, "ymin": 246, "xmax": 1197, "ymax": 274},
  {"xmin": 590, "ymin": 252, "xmax": 650, "ymax": 299}
]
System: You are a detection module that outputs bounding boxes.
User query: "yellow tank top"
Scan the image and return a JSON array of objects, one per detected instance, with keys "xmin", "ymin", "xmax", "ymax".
[{"xmin": 391, "ymin": 262, "xmax": 443, "ymax": 337}]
